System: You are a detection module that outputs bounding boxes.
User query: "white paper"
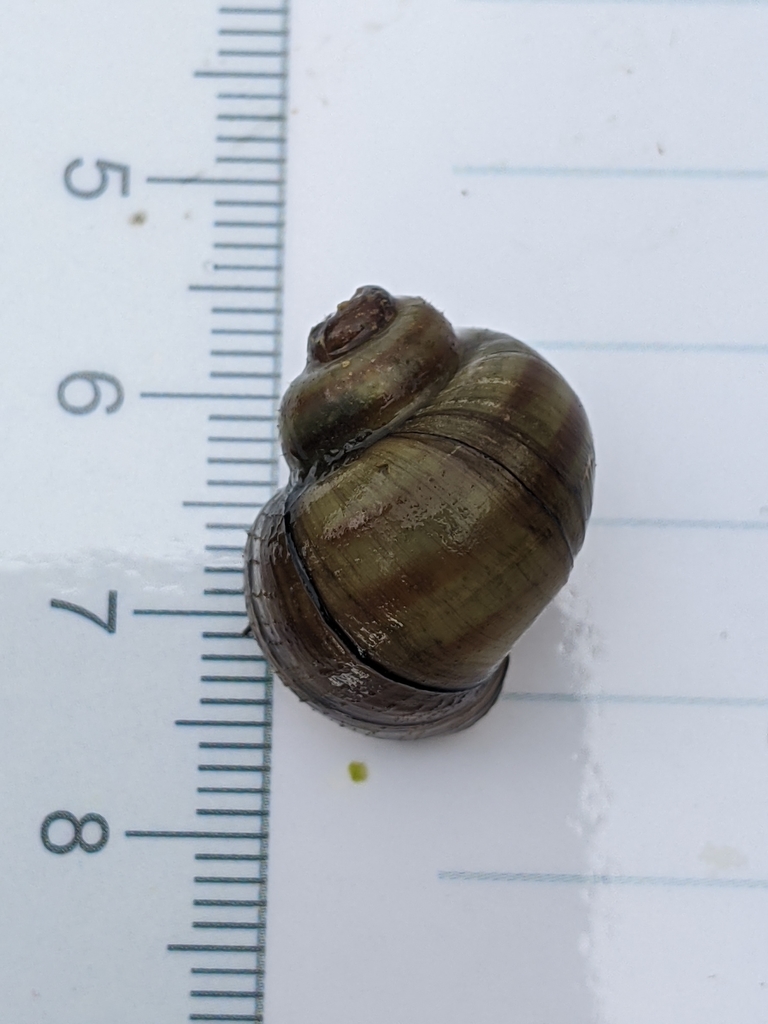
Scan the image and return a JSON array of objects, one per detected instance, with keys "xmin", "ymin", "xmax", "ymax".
[{"xmin": 268, "ymin": 3, "xmax": 768, "ymax": 1022}]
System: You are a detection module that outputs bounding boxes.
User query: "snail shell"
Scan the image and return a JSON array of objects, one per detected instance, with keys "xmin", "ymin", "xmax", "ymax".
[{"xmin": 245, "ymin": 286, "xmax": 594, "ymax": 739}]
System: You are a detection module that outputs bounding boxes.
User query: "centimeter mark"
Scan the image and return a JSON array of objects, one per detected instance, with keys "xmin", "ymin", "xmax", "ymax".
[{"xmin": 130, "ymin": 5, "xmax": 288, "ymax": 1021}]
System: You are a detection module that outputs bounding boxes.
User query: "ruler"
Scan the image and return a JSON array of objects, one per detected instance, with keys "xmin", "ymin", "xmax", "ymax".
[{"xmin": 1, "ymin": 4, "xmax": 288, "ymax": 1022}]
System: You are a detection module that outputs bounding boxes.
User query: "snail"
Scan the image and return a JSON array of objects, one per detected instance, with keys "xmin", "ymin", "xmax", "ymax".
[{"xmin": 244, "ymin": 286, "xmax": 594, "ymax": 739}]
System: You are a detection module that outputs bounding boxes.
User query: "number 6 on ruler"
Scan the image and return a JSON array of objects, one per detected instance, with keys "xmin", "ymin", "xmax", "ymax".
[{"xmin": 57, "ymin": 371, "xmax": 124, "ymax": 415}]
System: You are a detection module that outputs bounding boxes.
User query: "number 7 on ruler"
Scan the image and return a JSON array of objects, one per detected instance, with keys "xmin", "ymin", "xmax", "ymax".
[{"xmin": 50, "ymin": 590, "xmax": 118, "ymax": 634}]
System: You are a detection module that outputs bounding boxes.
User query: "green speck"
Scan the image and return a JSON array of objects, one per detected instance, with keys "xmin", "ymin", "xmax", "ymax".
[{"xmin": 348, "ymin": 761, "xmax": 368, "ymax": 783}]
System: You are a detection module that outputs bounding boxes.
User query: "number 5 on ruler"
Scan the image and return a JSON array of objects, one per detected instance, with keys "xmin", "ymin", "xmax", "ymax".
[
  {"xmin": 50, "ymin": 590, "xmax": 118, "ymax": 633},
  {"xmin": 63, "ymin": 158, "xmax": 130, "ymax": 199}
]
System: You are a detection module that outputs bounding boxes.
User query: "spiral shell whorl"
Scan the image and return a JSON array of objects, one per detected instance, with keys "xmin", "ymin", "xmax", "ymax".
[
  {"xmin": 279, "ymin": 287, "xmax": 461, "ymax": 481},
  {"xmin": 244, "ymin": 493, "xmax": 507, "ymax": 740},
  {"xmin": 246, "ymin": 287, "xmax": 595, "ymax": 738}
]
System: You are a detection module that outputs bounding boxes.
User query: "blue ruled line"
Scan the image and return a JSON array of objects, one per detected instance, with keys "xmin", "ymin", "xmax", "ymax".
[
  {"xmin": 465, "ymin": 0, "xmax": 766, "ymax": 5},
  {"xmin": 535, "ymin": 341, "xmax": 768, "ymax": 354},
  {"xmin": 592, "ymin": 517, "xmax": 768, "ymax": 531},
  {"xmin": 455, "ymin": 166, "xmax": 768, "ymax": 179},
  {"xmin": 466, "ymin": 0, "xmax": 767, "ymax": 5},
  {"xmin": 439, "ymin": 870, "xmax": 768, "ymax": 889},
  {"xmin": 502, "ymin": 692, "xmax": 768, "ymax": 707}
]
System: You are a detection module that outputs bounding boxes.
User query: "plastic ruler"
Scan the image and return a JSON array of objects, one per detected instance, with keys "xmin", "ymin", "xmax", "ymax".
[{"xmin": 0, "ymin": 4, "xmax": 288, "ymax": 1022}]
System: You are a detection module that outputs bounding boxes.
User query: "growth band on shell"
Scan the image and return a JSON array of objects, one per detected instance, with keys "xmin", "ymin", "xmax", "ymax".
[{"xmin": 244, "ymin": 286, "xmax": 595, "ymax": 739}]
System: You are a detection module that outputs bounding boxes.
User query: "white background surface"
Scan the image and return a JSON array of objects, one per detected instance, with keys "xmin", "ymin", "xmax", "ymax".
[{"xmin": 1, "ymin": 1, "xmax": 768, "ymax": 1022}]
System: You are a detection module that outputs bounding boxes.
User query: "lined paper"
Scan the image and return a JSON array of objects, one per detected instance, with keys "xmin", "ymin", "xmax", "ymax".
[{"xmin": 264, "ymin": 2, "xmax": 768, "ymax": 1021}]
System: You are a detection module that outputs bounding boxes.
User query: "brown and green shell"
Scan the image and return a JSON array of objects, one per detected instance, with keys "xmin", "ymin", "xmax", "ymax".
[{"xmin": 244, "ymin": 286, "xmax": 595, "ymax": 739}]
